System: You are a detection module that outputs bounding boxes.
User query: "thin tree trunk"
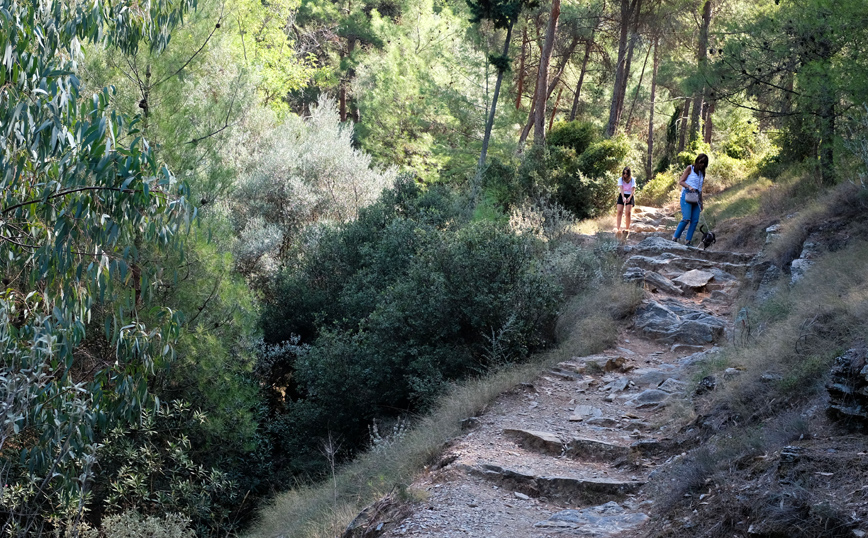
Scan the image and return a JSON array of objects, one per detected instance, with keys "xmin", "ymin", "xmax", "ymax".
[
  {"xmin": 605, "ymin": 0, "xmax": 635, "ymax": 137},
  {"xmin": 516, "ymin": 27, "xmax": 528, "ymax": 110},
  {"xmin": 616, "ymin": 1, "xmax": 642, "ymax": 131},
  {"xmin": 339, "ymin": 82, "xmax": 347, "ymax": 122},
  {"xmin": 625, "ymin": 39, "xmax": 652, "ymax": 132},
  {"xmin": 677, "ymin": 97, "xmax": 690, "ymax": 153},
  {"xmin": 819, "ymin": 95, "xmax": 836, "ymax": 185},
  {"xmin": 703, "ymin": 101, "xmax": 715, "ymax": 145},
  {"xmin": 549, "ymin": 85, "xmax": 563, "ymax": 131},
  {"xmin": 478, "ymin": 22, "xmax": 515, "ymax": 168},
  {"xmin": 689, "ymin": 0, "xmax": 712, "ymax": 143},
  {"xmin": 569, "ymin": 36, "xmax": 594, "ymax": 121},
  {"xmin": 645, "ymin": 36, "xmax": 659, "ymax": 181},
  {"xmin": 533, "ymin": 0, "xmax": 561, "ymax": 145},
  {"xmin": 519, "ymin": 32, "xmax": 578, "ymax": 145}
]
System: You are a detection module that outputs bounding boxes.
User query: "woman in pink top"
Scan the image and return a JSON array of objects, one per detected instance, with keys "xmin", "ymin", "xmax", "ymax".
[{"xmin": 616, "ymin": 167, "xmax": 636, "ymax": 234}]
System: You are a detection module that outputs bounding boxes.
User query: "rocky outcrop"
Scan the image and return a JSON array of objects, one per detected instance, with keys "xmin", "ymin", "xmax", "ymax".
[
  {"xmin": 827, "ymin": 346, "xmax": 868, "ymax": 425},
  {"xmin": 634, "ymin": 299, "xmax": 726, "ymax": 345}
]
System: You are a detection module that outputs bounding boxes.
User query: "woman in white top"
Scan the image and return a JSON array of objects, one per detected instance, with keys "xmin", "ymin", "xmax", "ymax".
[
  {"xmin": 616, "ymin": 167, "xmax": 636, "ymax": 234},
  {"xmin": 671, "ymin": 153, "xmax": 709, "ymax": 245}
]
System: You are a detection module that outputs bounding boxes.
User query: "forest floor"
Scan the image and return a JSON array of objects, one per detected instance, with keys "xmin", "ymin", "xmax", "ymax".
[{"xmin": 345, "ymin": 206, "xmax": 760, "ymax": 538}]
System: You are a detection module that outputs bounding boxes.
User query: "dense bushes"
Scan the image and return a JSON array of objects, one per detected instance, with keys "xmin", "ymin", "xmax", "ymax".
[
  {"xmin": 548, "ymin": 121, "xmax": 597, "ymax": 154},
  {"xmin": 256, "ymin": 179, "xmax": 561, "ymax": 476},
  {"xmin": 481, "ymin": 135, "xmax": 629, "ymax": 220}
]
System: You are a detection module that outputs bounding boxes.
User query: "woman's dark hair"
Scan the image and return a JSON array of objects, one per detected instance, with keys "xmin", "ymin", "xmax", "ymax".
[
  {"xmin": 693, "ymin": 154, "xmax": 709, "ymax": 174},
  {"xmin": 622, "ymin": 167, "xmax": 632, "ymax": 177}
]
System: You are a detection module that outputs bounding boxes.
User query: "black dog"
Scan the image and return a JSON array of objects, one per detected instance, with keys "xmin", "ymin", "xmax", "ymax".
[{"xmin": 699, "ymin": 224, "xmax": 716, "ymax": 250}]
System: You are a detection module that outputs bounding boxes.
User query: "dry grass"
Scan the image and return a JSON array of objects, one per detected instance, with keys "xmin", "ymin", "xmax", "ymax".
[
  {"xmin": 708, "ymin": 239, "xmax": 868, "ymax": 423},
  {"xmin": 244, "ymin": 238, "xmax": 631, "ymax": 538}
]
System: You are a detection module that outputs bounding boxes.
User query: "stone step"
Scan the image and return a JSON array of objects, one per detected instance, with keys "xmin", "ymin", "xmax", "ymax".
[
  {"xmin": 623, "ymin": 267, "xmax": 684, "ymax": 296},
  {"xmin": 625, "ymin": 236, "xmax": 755, "ymax": 264},
  {"xmin": 624, "ymin": 253, "xmax": 749, "ymax": 278},
  {"xmin": 565, "ymin": 437, "xmax": 631, "ymax": 462},
  {"xmin": 534, "ymin": 501, "xmax": 650, "ymax": 535},
  {"xmin": 463, "ymin": 463, "xmax": 644, "ymax": 503},
  {"xmin": 503, "ymin": 429, "xmax": 563, "ymax": 456}
]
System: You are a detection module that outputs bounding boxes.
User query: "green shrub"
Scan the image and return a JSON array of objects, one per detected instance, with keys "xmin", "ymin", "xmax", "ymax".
[
  {"xmin": 481, "ymin": 157, "xmax": 522, "ymax": 209},
  {"xmin": 547, "ymin": 120, "xmax": 597, "ymax": 154},
  {"xmin": 710, "ymin": 154, "xmax": 751, "ymax": 190},
  {"xmin": 641, "ymin": 172, "xmax": 678, "ymax": 206},
  {"xmin": 256, "ymin": 183, "xmax": 561, "ymax": 476},
  {"xmin": 83, "ymin": 511, "xmax": 195, "ymax": 538},
  {"xmin": 577, "ymin": 136, "xmax": 631, "ymax": 179},
  {"xmin": 721, "ymin": 118, "xmax": 757, "ymax": 159}
]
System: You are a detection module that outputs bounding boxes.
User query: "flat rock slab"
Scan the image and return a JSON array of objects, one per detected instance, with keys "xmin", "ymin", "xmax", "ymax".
[
  {"xmin": 570, "ymin": 405, "xmax": 603, "ymax": 422},
  {"xmin": 566, "ymin": 437, "xmax": 631, "ymax": 462},
  {"xmin": 674, "ymin": 269, "xmax": 715, "ymax": 289},
  {"xmin": 503, "ymin": 429, "xmax": 563, "ymax": 455},
  {"xmin": 634, "ymin": 299, "xmax": 726, "ymax": 345},
  {"xmin": 535, "ymin": 501, "xmax": 650, "ymax": 535},
  {"xmin": 467, "ymin": 464, "xmax": 644, "ymax": 503}
]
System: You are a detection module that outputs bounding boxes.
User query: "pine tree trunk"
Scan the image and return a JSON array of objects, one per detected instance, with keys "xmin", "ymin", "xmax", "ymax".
[
  {"xmin": 569, "ymin": 36, "xmax": 593, "ymax": 121},
  {"xmin": 605, "ymin": 0, "xmax": 635, "ymax": 137},
  {"xmin": 478, "ymin": 22, "xmax": 515, "ymax": 168},
  {"xmin": 339, "ymin": 82, "xmax": 347, "ymax": 122},
  {"xmin": 516, "ymin": 27, "xmax": 527, "ymax": 110},
  {"xmin": 519, "ymin": 26, "xmax": 578, "ymax": 145},
  {"xmin": 677, "ymin": 97, "xmax": 690, "ymax": 153},
  {"xmin": 688, "ymin": 0, "xmax": 712, "ymax": 143},
  {"xmin": 533, "ymin": 0, "xmax": 561, "ymax": 145},
  {"xmin": 645, "ymin": 37, "xmax": 659, "ymax": 181},
  {"xmin": 703, "ymin": 101, "xmax": 715, "ymax": 145},
  {"xmin": 549, "ymin": 85, "xmax": 563, "ymax": 131},
  {"xmin": 625, "ymin": 39, "xmax": 652, "ymax": 132}
]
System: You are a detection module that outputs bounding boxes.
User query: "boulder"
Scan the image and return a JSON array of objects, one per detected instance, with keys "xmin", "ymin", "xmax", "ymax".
[
  {"xmin": 657, "ymin": 378, "xmax": 687, "ymax": 394},
  {"xmin": 634, "ymin": 300, "xmax": 726, "ymax": 345},
  {"xmin": 503, "ymin": 429, "xmax": 563, "ymax": 455},
  {"xmin": 673, "ymin": 269, "xmax": 715, "ymax": 289},
  {"xmin": 628, "ymin": 389, "xmax": 670, "ymax": 409},
  {"xmin": 534, "ymin": 501, "xmax": 649, "ymax": 535}
]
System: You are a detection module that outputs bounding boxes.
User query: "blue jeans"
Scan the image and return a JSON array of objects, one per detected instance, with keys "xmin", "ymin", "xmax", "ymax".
[{"xmin": 673, "ymin": 190, "xmax": 701, "ymax": 242}]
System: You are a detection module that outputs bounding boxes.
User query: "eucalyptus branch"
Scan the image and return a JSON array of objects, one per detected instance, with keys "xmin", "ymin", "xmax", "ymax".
[{"xmin": 1, "ymin": 186, "xmax": 167, "ymax": 215}]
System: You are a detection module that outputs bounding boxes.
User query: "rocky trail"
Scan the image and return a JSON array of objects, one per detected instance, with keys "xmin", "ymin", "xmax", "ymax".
[{"xmin": 347, "ymin": 206, "xmax": 766, "ymax": 538}]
